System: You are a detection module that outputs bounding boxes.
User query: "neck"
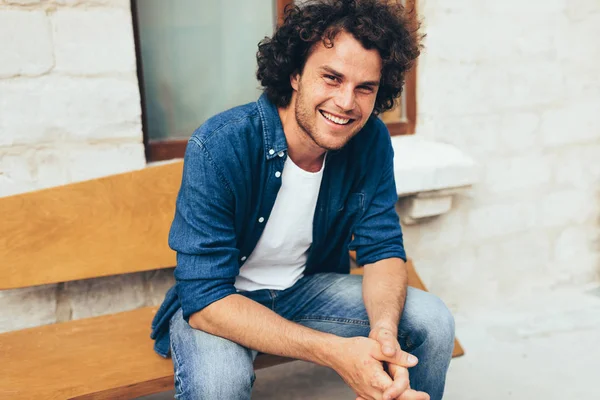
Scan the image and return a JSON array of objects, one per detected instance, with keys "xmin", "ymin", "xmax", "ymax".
[{"xmin": 278, "ymin": 102, "xmax": 326, "ymax": 173}]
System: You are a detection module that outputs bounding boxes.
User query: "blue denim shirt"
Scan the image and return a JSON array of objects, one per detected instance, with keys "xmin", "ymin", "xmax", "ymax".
[{"xmin": 150, "ymin": 93, "xmax": 406, "ymax": 357}]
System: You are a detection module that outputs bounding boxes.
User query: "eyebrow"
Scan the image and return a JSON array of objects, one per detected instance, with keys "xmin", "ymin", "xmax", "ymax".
[{"xmin": 319, "ymin": 66, "xmax": 380, "ymax": 87}]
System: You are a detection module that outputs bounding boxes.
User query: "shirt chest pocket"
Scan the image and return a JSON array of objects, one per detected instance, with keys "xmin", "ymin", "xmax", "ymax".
[{"xmin": 337, "ymin": 192, "xmax": 365, "ymax": 214}]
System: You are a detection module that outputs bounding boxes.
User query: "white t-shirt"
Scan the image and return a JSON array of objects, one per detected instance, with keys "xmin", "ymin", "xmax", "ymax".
[{"xmin": 234, "ymin": 154, "xmax": 325, "ymax": 292}]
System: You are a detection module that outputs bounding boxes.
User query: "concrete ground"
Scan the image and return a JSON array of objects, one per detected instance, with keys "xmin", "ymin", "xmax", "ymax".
[{"xmin": 139, "ymin": 284, "xmax": 600, "ymax": 399}]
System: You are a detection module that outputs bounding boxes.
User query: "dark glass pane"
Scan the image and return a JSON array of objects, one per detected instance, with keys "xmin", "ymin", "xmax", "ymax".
[{"xmin": 135, "ymin": 1, "xmax": 275, "ymax": 140}]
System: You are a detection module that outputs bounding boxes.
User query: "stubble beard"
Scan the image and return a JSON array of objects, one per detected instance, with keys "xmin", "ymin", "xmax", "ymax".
[{"xmin": 294, "ymin": 87, "xmax": 359, "ymax": 152}]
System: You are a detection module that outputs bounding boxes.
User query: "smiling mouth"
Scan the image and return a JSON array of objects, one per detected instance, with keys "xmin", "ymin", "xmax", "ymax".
[{"xmin": 319, "ymin": 110, "xmax": 354, "ymax": 125}]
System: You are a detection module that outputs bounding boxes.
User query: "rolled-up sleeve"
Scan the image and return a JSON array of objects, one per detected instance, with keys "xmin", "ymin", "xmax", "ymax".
[
  {"xmin": 169, "ymin": 137, "xmax": 240, "ymax": 322},
  {"xmin": 349, "ymin": 137, "xmax": 407, "ymax": 266}
]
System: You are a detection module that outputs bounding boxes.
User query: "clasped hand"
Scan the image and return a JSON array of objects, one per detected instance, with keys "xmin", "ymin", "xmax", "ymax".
[{"xmin": 331, "ymin": 326, "xmax": 429, "ymax": 400}]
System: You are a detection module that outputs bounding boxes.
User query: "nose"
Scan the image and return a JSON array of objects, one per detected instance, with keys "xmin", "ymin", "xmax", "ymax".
[{"xmin": 333, "ymin": 85, "xmax": 355, "ymax": 113}]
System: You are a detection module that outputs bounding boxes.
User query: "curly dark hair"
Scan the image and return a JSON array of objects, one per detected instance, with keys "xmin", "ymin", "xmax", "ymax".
[{"xmin": 256, "ymin": 0, "xmax": 423, "ymax": 115}]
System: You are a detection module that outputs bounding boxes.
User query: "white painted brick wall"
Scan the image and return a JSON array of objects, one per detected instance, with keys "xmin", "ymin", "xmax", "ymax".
[
  {"xmin": 552, "ymin": 226, "xmax": 600, "ymax": 284},
  {"xmin": 540, "ymin": 190, "xmax": 596, "ymax": 228},
  {"xmin": 466, "ymin": 201, "xmax": 538, "ymax": 241},
  {"xmin": 53, "ymin": 8, "xmax": 137, "ymax": 74},
  {"xmin": 554, "ymin": 144, "xmax": 600, "ymax": 189},
  {"xmin": 0, "ymin": 10, "xmax": 53, "ymax": 77},
  {"xmin": 541, "ymin": 101, "xmax": 600, "ymax": 147},
  {"xmin": 408, "ymin": 0, "xmax": 600, "ymax": 314},
  {"xmin": 483, "ymin": 154, "xmax": 553, "ymax": 195},
  {"xmin": 0, "ymin": 285, "xmax": 58, "ymax": 332},
  {"xmin": 0, "ymin": 76, "xmax": 142, "ymax": 148},
  {"xmin": 64, "ymin": 274, "xmax": 147, "ymax": 320},
  {"xmin": 0, "ymin": 0, "xmax": 148, "ymax": 333}
]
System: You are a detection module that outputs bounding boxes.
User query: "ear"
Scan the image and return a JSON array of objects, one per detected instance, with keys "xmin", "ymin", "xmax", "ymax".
[{"xmin": 290, "ymin": 71, "xmax": 300, "ymax": 91}]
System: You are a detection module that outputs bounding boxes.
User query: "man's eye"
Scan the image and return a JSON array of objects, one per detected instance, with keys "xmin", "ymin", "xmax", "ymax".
[
  {"xmin": 324, "ymin": 75, "xmax": 339, "ymax": 83},
  {"xmin": 358, "ymin": 86, "xmax": 374, "ymax": 93}
]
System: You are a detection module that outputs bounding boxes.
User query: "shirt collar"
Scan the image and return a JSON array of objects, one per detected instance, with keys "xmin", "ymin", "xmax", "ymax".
[{"xmin": 257, "ymin": 93, "xmax": 288, "ymax": 160}]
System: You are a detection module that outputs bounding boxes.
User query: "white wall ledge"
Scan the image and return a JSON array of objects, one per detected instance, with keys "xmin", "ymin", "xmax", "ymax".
[
  {"xmin": 391, "ymin": 135, "xmax": 478, "ymax": 224},
  {"xmin": 392, "ymin": 135, "xmax": 477, "ymax": 196}
]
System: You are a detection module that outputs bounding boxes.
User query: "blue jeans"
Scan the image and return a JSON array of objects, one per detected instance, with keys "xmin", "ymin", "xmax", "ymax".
[{"xmin": 169, "ymin": 273, "xmax": 455, "ymax": 400}]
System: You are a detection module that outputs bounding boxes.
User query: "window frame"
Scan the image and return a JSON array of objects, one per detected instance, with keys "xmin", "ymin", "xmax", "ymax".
[{"xmin": 132, "ymin": 0, "xmax": 417, "ymax": 162}]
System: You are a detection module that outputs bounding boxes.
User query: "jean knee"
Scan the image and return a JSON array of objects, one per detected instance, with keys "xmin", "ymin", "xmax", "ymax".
[
  {"xmin": 170, "ymin": 309, "xmax": 255, "ymax": 399},
  {"xmin": 429, "ymin": 296, "xmax": 455, "ymax": 350},
  {"xmin": 174, "ymin": 355, "xmax": 255, "ymax": 400},
  {"xmin": 174, "ymin": 361, "xmax": 254, "ymax": 399},
  {"xmin": 402, "ymin": 289, "xmax": 455, "ymax": 352}
]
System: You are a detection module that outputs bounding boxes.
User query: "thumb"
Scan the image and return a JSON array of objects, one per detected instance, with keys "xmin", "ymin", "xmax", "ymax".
[
  {"xmin": 390, "ymin": 349, "xmax": 418, "ymax": 368},
  {"xmin": 370, "ymin": 342, "xmax": 418, "ymax": 368}
]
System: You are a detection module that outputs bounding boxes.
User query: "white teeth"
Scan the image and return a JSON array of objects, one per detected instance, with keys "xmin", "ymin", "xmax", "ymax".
[{"xmin": 322, "ymin": 111, "xmax": 350, "ymax": 125}]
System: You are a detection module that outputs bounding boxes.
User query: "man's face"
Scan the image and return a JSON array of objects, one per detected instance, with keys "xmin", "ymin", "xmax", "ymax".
[{"xmin": 290, "ymin": 31, "xmax": 382, "ymax": 151}]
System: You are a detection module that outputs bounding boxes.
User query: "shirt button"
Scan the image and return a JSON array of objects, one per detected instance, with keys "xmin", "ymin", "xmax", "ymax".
[
  {"xmin": 258, "ymin": 217, "xmax": 265, "ymax": 223},
  {"xmin": 275, "ymin": 171, "xmax": 281, "ymax": 178},
  {"xmin": 278, "ymin": 151, "xmax": 284, "ymax": 157},
  {"xmin": 241, "ymin": 256, "xmax": 247, "ymax": 261},
  {"xmin": 268, "ymin": 149, "xmax": 275, "ymax": 155}
]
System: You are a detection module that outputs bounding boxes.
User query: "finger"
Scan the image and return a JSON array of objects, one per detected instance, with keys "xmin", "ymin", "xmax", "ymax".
[
  {"xmin": 391, "ymin": 349, "xmax": 418, "ymax": 368},
  {"xmin": 398, "ymin": 389, "xmax": 430, "ymax": 400},
  {"xmin": 373, "ymin": 346, "xmax": 418, "ymax": 368},
  {"xmin": 371, "ymin": 369, "xmax": 394, "ymax": 391},
  {"xmin": 382, "ymin": 364, "xmax": 410, "ymax": 400}
]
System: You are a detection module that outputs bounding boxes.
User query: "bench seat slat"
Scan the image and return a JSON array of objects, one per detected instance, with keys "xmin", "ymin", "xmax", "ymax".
[
  {"xmin": 0, "ymin": 306, "xmax": 173, "ymax": 399},
  {"xmin": 0, "ymin": 306, "xmax": 293, "ymax": 400}
]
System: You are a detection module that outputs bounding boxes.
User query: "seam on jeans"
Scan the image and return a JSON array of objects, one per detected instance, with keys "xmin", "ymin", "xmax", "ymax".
[
  {"xmin": 293, "ymin": 316, "xmax": 370, "ymax": 326},
  {"xmin": 169, "ymin": 316, "xmax": 186, "ymax": 397},
  {"xmin": 171, "ymin": 342, "xmax": 185, "ymax": 398}
]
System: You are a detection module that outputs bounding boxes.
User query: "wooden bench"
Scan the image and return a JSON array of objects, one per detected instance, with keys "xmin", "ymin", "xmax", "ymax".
[{"xmin": 0, "ymin": 161, "xmax": 463, "ymax": 399}]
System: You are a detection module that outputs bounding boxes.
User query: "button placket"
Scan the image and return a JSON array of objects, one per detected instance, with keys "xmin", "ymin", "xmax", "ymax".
[{"xmin": 245, "ymin": 155, "xmax": 283, "ymax": 267}]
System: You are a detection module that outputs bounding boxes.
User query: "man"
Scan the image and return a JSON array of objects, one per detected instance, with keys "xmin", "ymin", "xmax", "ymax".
[{"xmin": 151, "ymin": 1, "xmax": 455, "ymax": 399}]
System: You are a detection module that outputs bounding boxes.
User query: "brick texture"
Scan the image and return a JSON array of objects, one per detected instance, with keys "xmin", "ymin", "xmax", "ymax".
[
  {"xmin": 53, "ymin": 8, "xmax": 136, "ymax": 74},
  {"xmin": 407, "ymin": 0, "xmax": 600, "ymax": 314},
  {"xmin": 0, "ymin": 0, "xmax": 147, "ymax": 332},
  {"xmin": 0, "ymin": 10, "xmax": 53, "ymax": 77}
]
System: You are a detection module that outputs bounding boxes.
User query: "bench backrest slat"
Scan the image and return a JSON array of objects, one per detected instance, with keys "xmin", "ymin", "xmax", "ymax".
[{"xmin": 0, "ymin": 161, "xmax": 184, "ymax": 290}]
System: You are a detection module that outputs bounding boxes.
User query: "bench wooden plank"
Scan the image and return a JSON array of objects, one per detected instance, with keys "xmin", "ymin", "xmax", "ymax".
[
  {"xmin": 0, "ymin": 306, "xmax": 298, "ymax": 399},
  {"xmin": 0, "ymin": 161, "xmax": 184, "ymax": 290},
  {"xmin": 0, "ymin": 307, "xmax": 172, "ymax": 399}
]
